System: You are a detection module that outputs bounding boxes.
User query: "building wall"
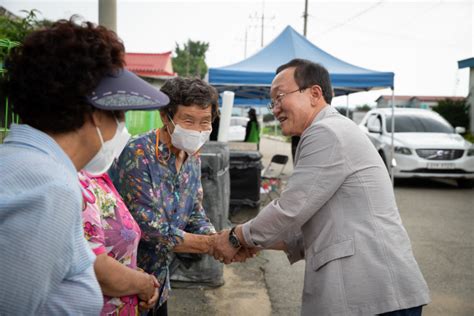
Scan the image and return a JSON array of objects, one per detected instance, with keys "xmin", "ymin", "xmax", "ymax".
[
  {"xmin": 409, "ymin": 99, "xmax": 437, "ymax": 109},
  {"xmin": 376, "ymin": 99, "xmax": 411, "ymax": 108},
  {"xmin": 141, "ymin": 77, "xmax": 167, "ymax": 89},
  {"xmin": 378, "ymin": 98, "xmax": 457, "ymax": 110}
]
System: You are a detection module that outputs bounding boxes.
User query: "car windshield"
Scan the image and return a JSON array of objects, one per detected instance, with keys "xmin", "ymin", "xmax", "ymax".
[{"xmin": 385, "ymin": 114, "xmax": 453, "ymax": 133}]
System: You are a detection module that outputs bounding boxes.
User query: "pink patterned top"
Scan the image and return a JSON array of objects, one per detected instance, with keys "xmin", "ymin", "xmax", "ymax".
[{"xmin": 79, "ymin": 171, "xmax": 142, "ymax": 316}]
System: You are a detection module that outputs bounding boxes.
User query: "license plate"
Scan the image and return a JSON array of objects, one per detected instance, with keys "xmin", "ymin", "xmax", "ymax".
[{"xmin": 426, "ymin": 162, "xmax": 455, "ymax": 169}]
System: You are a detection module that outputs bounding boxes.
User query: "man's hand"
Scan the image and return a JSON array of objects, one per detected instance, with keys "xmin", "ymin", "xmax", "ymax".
[
  {"xmin": 212, "ymin": 230, "xmax": 240, "ymax": 264},
  {"xmin": 231, "ymin": 247, "xmax": 259, "ymax": 263}
]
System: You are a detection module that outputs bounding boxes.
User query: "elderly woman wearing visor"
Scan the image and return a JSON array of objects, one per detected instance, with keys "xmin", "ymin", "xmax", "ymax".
[
  {"xmin": 79, "ymin": 69, "xmax": 170, "ymax": 313},
  {"xmin": 0, "ymin": 19, "xmax": 168, "ymax": 315}
]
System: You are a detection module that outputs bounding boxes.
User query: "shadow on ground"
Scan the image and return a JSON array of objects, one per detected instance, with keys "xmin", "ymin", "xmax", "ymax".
[
  {"xmin": 168, "ymin": 198, "xmax": 273, "ymax": 316},
  {"xmin": 395, "ymin": 178, "xmax": 473, "ymax": 190}
]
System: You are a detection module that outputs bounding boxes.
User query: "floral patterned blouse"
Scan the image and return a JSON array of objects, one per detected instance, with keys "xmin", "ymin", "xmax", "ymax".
[
  {"xmin": 79, "ymin": 171, "xmax": 142, "ymax": 316},
  {"xmin": 109, "ymin": 129, "xmax": 216, "ymax": 308}
]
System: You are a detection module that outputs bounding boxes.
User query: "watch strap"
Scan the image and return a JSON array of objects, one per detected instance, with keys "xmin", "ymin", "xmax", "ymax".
[{"xmin": 229, "ymin": 226, "xmax": 241, "ymax": 248}]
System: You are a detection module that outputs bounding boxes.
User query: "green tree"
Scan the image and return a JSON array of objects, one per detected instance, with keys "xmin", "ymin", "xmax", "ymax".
[
  {"xmin": 432, "ymin": 98, "xmax": 469, "ymax": 130},
  {"xmin": 0, "ymin": 10, "xmax": 51, "ymax": 62},
  {"xmin": 1, "ymin": 9, "xmax": 51, "ymax": 142},
  {"xmin": 172, "ymin": 40, "xmax": 209, "ymax": 79}
]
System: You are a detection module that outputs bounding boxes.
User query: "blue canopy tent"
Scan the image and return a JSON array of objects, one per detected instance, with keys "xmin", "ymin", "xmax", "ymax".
[
  {"xmin": 208, "ymin": 25, "xmax": 394, "ymax": 106},
  {"xmin": 208, "ymin": 25, "xmax": 397, "ymax": 182}
]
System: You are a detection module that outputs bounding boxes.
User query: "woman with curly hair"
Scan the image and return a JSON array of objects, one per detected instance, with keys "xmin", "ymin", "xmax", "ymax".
[{"xmin": 0, "ymin": 19, "xmax": 168, "ymax": 314}]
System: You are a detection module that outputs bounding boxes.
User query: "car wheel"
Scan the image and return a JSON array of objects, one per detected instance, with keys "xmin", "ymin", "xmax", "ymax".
[{"xmin": 456, "ymin": 179, "xmax": 473, "ymax": 189}]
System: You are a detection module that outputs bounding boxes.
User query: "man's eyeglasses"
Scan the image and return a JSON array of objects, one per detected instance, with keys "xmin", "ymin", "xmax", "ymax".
[{"xmin": 267, "ymin": 88, "xmax": 306, "ymax": 110}]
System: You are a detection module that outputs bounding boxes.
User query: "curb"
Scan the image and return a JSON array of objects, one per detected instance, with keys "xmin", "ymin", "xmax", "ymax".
[{"xmin": 261, "ymin": 135, "xmax": 289, "ymax": 143}]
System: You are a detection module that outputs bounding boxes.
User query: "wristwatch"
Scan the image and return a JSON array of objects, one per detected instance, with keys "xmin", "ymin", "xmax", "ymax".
[{"xmin": 229, "ymin": 226, "xmax": 242, "ymax": 249}]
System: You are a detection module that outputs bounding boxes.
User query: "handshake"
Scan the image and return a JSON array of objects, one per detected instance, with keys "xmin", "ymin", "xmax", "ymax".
[{"xmin": 208, "ymin": 226, "xmax": 259, "ymax": 264}]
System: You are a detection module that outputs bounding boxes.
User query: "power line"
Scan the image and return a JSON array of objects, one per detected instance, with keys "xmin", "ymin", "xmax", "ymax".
[
  {"xmin": 234, "ymin": 26, "xmax": 257, "ymax": 59},
  {"xmin": 249, "ymin": 11, "xmax": 275, "ymax": 47},
  {"xmin": 320, "ymin": 0, "xmax": 385, "ymax": 36},
  {"xmin": 311, "ymin": 1, "xmax": 464, "ymax": 45}
]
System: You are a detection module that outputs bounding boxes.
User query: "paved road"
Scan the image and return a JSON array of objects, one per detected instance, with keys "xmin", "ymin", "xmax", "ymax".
[
  {"xmin": 170, "ymin": 136, "xmax": 473, "ymax": 316},
  {"xmin": 394, "ymin": 179, "xmax": 474, "ymax": 316}
]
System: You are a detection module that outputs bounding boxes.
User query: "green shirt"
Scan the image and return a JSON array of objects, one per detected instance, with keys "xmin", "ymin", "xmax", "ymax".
[{"xmin": 245, "ymin": 121, "xmax": 260, "ymax": 143}]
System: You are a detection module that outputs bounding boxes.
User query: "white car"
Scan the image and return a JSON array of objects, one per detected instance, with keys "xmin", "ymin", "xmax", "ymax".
[
  {"xmin": 228, "ymin": 116, "xmax": 249, "ymax": 141},
  {"xmin": 359, "ymin": 108, "xmax": 474, "ymax": 187}
]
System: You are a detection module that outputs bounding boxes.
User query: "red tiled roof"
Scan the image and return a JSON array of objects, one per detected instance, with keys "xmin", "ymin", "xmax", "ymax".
[{"xmin": 125, "ymin": 52, "xmax": 176, "ymax": 78}]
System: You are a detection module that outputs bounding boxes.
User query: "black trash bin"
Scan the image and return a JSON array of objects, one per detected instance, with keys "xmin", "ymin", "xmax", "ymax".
[
  {"xmin": 229, "ymin": 150, "xmax": 263, "ymax": 214},
  {"xmin": 169, "ymin": 141, "xmax": 230, "ymax": 288}
]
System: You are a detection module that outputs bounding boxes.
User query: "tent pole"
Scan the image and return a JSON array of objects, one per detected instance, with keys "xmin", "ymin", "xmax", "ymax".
[
  {"xmin": 390, "ymin": 87, "xmax": 395, "ymax": 185},
  {"xmin": 217, "ymin": 91, "xmax": 235, "ymax": 142}
]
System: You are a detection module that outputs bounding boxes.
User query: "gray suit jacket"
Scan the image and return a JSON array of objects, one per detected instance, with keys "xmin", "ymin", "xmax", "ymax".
[{"xmin": 242, "ymin": 106, "xmax": 430, "ymax": 315}]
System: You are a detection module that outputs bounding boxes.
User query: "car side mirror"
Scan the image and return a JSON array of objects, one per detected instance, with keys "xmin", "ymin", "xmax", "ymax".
[
  {"xmin": 367, "ymin": 122, "xmax": 382, "ymax": 134},
  {"xmin": 455, "ymin": 126, "xmax": 466, "ymax": 134}
]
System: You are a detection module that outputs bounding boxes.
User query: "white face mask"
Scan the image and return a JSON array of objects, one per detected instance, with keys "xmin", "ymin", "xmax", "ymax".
[
  {"xmin": 168, "ymin": 116, "xmax": 211, "ymax": 155},
  {"xmin": 113, "ymin": 121, "xmax": 131, "ymax": 159},
  {"xmin": 83, "ymin": 118, "xmax": 131, "ymax": 175}
]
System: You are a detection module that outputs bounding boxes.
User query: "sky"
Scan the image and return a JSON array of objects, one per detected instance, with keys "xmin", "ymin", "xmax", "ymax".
[{"xmin": 2, "ymin": 0, "xmax": 472, "ymax": 108}]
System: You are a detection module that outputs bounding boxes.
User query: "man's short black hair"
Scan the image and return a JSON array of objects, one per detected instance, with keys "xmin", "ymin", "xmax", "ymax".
[{"xmin": 276, "ymin": 58, "xmax": 333, "ymax": 104}]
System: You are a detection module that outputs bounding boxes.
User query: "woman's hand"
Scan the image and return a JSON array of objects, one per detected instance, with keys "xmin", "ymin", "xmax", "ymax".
[
  {"xmin": 94, "ymin": 254, "xmax": 158, "ymax": 299},
  {"xmin": 137, "ymin": 272, "xmax": 159, "ymax": 303},
  {"xmin": 138, "ymin": 274, "xmax": 159, "ymax": 311}
]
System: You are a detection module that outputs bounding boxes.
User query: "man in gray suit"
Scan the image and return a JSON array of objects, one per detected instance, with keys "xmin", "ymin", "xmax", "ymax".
[{"xmin": 213, "ymin": 59, "xmax": 430, "ymax": 315}]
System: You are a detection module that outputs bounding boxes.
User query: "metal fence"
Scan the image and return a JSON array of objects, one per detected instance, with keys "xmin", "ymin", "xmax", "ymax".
[{"xmin": 0, "ymin": 39, "xmax": 20, "ymax": 144}]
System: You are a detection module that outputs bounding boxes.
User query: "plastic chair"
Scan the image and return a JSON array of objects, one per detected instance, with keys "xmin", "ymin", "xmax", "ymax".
[{"xmin": 260, "ymin": 154, "xmax": 289, "ymax": 205}]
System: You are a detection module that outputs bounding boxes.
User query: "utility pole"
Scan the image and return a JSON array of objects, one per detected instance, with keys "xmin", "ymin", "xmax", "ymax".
[
  {"xmin": 236, "ymin": 26, "xmax": 254, "ymax": 59},
  {"xmin": 249, "ymin": 1, "xmax": 274, "ymax": 48},
  {"xmin": 292, "ymin": 0, "xmax": 309, "ymax": 165},
  {"xmin": 303, "ymin": 0, "xmax": 309, "ymax": 36},
  {"xmin": 186, "ymin": 42, "xmax": 190, "ymax": 77},
  {"xmin": 260, "ymin": 0, "xmax": 265, "ymax": 47},
  {"xmin": 98, "ymin": 0, "xmax": 117, "ymax": 32},
  {"xmin": 244, "ymin": 28, "xmax": 248, "ymax": 58}
]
